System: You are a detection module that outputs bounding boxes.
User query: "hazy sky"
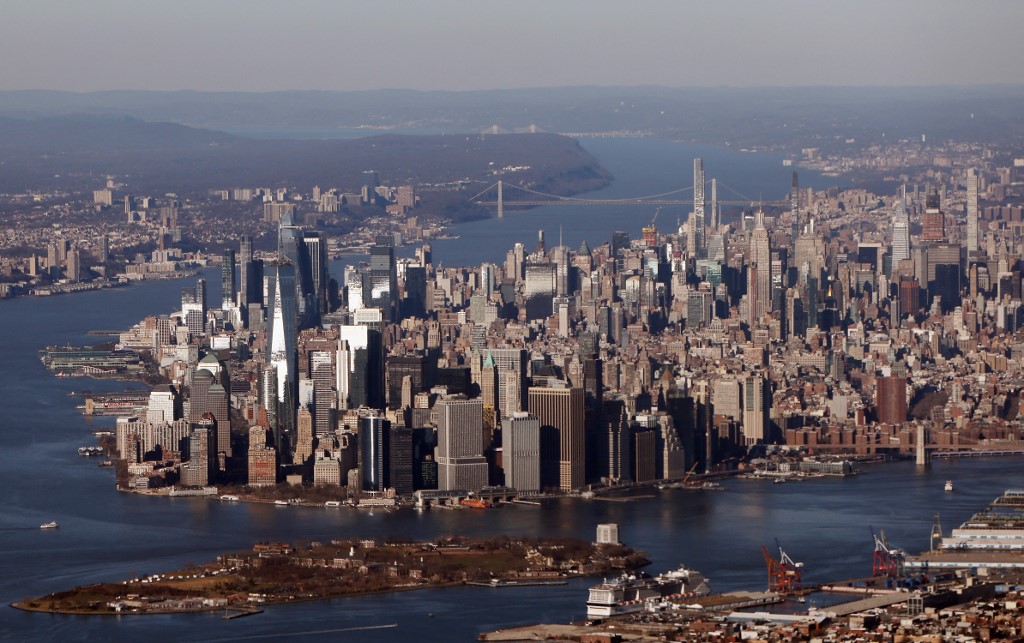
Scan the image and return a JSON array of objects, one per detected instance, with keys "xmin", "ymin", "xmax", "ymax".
[{"xmin": 2, "ymin": 0, "xmax": 1021, "ymax": 92}]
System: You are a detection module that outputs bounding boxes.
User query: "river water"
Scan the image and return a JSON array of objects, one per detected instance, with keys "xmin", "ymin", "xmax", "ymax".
[{"xmin": 0, "ymin": 138, "xmax": 1019, "ymax": 642}]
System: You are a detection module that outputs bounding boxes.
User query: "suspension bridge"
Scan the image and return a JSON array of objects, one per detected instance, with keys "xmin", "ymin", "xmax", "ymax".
[{"xmin": 469, "ymin": 180, "xmax": 788, "ymax": 218}]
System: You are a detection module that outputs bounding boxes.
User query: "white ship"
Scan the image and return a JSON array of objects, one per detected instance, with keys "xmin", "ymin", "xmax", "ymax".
[
  {"xmin": 945, "ymin": 480, "xmax": 954, "ymax": 492},
  {"xmin": 40, "ymin": 521, "xmax": 59, "ymax": 529},
  {"xmin": 586, "ymin": 565, "xmax": 710, "ymax": 618}
]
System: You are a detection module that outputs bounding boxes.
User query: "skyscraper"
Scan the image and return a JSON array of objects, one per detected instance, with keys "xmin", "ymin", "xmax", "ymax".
[
  {"xmin": 278, "ymin": 212, "xmax": 316, "ymax": 328},
  {"xmin": 303, "ymin": 231, "xmax": 329, "ymax": 321},
  {"xmin": 966, "ymin": 168, "xmax": 980, "ymax": 255},
  {"xmin": 435, "ymin": 398, "xmax": 489, "ymax": 491},
  {"xmin": 239, "ymin": 236, "xmax": 254, "ymax": 308},
  {"xmin": 368, "ymin": 239, "xmax": 397, "ymax": 323},
  {"xmin": 891, "ymin": 193, "xmax": 911, "ymax": 276},
  {"xmin": 502, "ymin": 412, "xmax": 541, "ymax": 493},
  {"xmin": 692, "ymin": 158, "xmax": 705, "ymax": 257},
  {"xmin": 921, "ymin": 191, "xmax": 945, "ymax": 241},
  {"xmin": 742, "ymin": 374, "xmax": 769, "ymax": 445},
  {"xmin": 750, "ymin": 210, "xmax": 772, "ymax": 321},
  {"xmin": 528, "ymin": 386, "xmax": 585, "ymax": 492},
  {"xmin": 876, "ymin": 376, "xmax": 908, "ymax": 426},
  {"xmin": 790, "ymin": 171, "xmax": 799, "ymax": 221},
  {"xmin": 221, "ymin": 249, "xmax": 236, "ymax": 309},
  {"xmin": 267, "ymin": 265, "xmax": 298, "ymax": 443},
  {"xmin": 359, "ymin": 415, "xmax": 390, "ymax": 492}
]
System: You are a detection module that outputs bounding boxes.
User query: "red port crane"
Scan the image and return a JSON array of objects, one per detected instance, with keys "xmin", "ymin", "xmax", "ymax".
[
  {"xmin": 871, "ymin": 528, "xmax": 906, "ymax": 578},
  {"xmin": 762, "ymin": 540, "xmax": 803, "ymax": 593}
]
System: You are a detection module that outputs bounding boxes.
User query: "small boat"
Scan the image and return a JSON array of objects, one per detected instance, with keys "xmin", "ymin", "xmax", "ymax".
[
  {"xmin": 98, "ymin": 460, "xmax": 113, "ymax": 467},
  {"xmin": 945, "ymin": 480, "xmax": 954, "ymax": 492},
  {"xmin": 40, "ymin": 521, "xmax": 59, "ymax": 530},
  {"xmin": 324, "ymin": 501, "xmax": 341, "ymax": 507},
  {"xmin": 220, "ymin": 495, "xmax": 240, "ymax": 502},
  {"xmin": 774, "ymin": 477, "xmax": 787, "ymax": 484}
]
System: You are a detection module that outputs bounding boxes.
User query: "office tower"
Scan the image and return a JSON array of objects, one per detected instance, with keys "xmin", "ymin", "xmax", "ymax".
[
  {"xmin": 746, "ymin": 263, "xmax": 759, "ymax": 327},
  {"xmin": 189, "ymin": 367, "xmax": 230, "ymax": 457},
  {"xmin": 535, "ymin": 228, "xmax": 546, "ymax": 255},
  {"xmin": 524, "ymin": 261, "xmax": 556, "ymax": 320},
  {"xmin": 402, "ymin": 265, "xmax": 428, "ymax": 320},
  {"xmin": 338, "ymin": 321, "xmax": 384, "ymax": 410},
  {"xmin": 278, "ymin": 212, "xmax": 316, "ymax": 328},
  {"xmin": 303, "ymin": 232, "xmax": 329, "ymax": 321},
  {"xmin": 876, "ymin": 376, "xmax": 908, "ymax": 425},
  {"xmin": 898, "ymin": 277, "xmax": 921, "ymax": 322},
  {"xmin": 750, "ymin": 210, "xmax": 772, "ymax": 320},
  {"xmin": 921, "ymin": 191, "xmax": 945, "ymax": 241},
  {"xmin": 359, "ymin": 415, "xmax": 390, "ymax": 492},
  {"xmin": 221, "ymin": 249, "xmax": 236, "ymax": 309},
  {"xmin": 239, "ymin": 236, "xmax": 254, "ymax": 306},
  {"xmin": 489, "ymin": 348, "xmax": 529, "ymax": 413},
  {"xmin": 502, "ymin": 412, "xmax": 541, "ymax": 493},
  {"xmin": 932, "ymin": 264, "xmax": 962, "ymax": 312},
  {"xmin": 632, "ymin": 426, "xmax": 657, "ymax": 483},
  {"xmin": 435, "ymin": 398, "xmax": 489, "ymax": 491},
  {"xmin": 294, "ymin": 406, "xmax": 315, "ymax": 465},
  {"xmin": 551, "ymin": 245, "xmax": 571, "ymax": 296},
  {"xmin": 194, "ymin": 277, "xmax": 206, "ymax": 315},
  {"xmin": 182, "ymin": 425, "xmax": 215, "ymax": 487},
  {"xmin": 368, "ymin": 239, "xmax": 397, "ymax": 323},
  {"xmin": 480, "ymin": 350, "xmax": 499, "ymax": 415},
  {"xmin": 389, "ymin": 425, "xmax": 414, "ymax": 495},
  {"xmin": 966, "ymin": 169, "xmax": 980, "ymax": 254},
  {"xmin": 891, "ymin": 195, "xmax": 911, "ymax": 275},
  {"xmin": 267, "ymin": 265, "xmax": 298, "ymax": 442},
  {"xmin": 528, "ymin": 386, "xmax": 585, "ymax": 492},
  {"xmin": 387, "ymin": 355, "xmax": 427, "ymax": 410},
  {"xmin": 247, "ymin": 426, "xmax": 277, "ymax": 487},
  {"xmin": 687, "ymin": 287, "xmax": 713, "ymax": 328},
  {"xmin": 480, "ymin": 262, "xmax": 495, "ymax": 299},
  {"xmin": 742, "ymin": 374, "xmax": 769, "ymax": 445},
  {"xmin": 309, "ymin": 350, "xmax": 336, "ymax": 435},
  {"xmin": 147, "ymin": 384, "xmax": 179, "ymax": 424}
]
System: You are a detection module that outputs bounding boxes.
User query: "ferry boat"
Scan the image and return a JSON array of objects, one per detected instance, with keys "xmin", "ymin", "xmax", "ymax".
[
  {"xmin": 324, "ymin": 500, "xmax": 342, "ymax": 507},
  {"xmin": 945, "ymin": 480, "xmax": 954, "ymax": 492},
  {"xmin": 586, "ymin": 565, "xmax": 710, "ymax": 618},
  {"xmin": 220, "ymin": 495, "xmax": 240, "ymax": 502},
  {"xmin": 40, "ymin": 521, "xmax": 59, "ymax": 530}
]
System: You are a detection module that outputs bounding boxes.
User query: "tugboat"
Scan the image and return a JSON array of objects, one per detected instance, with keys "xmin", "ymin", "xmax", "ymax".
[
  {"xmin": 945, "ymin": 480, "xmax": 954, "ymax": 492},
  {"xmin": 40, "ymin": 521, "xmax": 59, "ymax": 530}
]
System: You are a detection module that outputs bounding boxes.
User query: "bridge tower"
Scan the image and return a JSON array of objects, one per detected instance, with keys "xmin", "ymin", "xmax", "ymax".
[
  {"xmin": 497, "ymin": 180, "xmax": 503, "ymax": 219},
  {"xmin": 916, "ymin": 424, "xmax": 927, "ymax": 466}
]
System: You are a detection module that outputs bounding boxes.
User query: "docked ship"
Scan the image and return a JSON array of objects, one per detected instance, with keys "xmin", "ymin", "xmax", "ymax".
[{"xmin": 586, "ymin": 565, "xmax": 710, "ymax": 618}]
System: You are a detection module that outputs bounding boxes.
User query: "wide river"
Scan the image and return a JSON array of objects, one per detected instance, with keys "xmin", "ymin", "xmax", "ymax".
[{"xmin": 1, "ymin": 138, "xmax": 1019, "ymax": 642}]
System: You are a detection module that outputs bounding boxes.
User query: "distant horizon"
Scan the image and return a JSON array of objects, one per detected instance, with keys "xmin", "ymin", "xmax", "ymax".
[
  {"xmin": 3, "ymin": 83, "xmax": 1024, "ymax": 96},
  {"xmin": 2, "ymin": 1, "xmax": 1022, "ymax": 92}
]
